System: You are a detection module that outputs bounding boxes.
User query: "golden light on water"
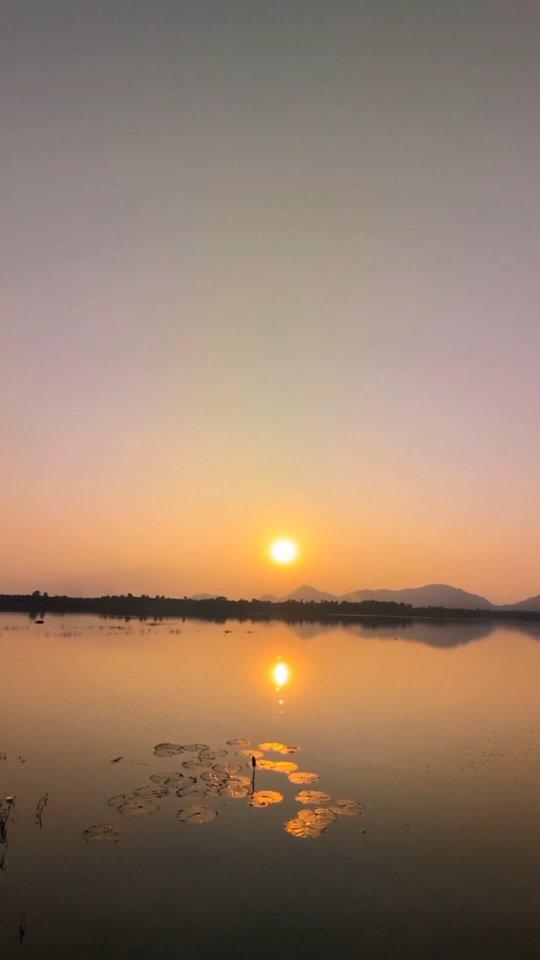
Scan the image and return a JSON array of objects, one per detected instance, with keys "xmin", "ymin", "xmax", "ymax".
[
  {"xmin": 272, "ymin": 661, "xmax": 291, "ymax": 689},
  {"xmin": 269, "ymin": 538, "xmax": 299, "ymax": 565}
]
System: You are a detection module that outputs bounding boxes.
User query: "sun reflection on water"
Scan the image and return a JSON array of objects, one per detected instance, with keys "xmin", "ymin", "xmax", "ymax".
[{"xmin": 272, "ymin": 660, "xmax": 291, "ymax": 690}]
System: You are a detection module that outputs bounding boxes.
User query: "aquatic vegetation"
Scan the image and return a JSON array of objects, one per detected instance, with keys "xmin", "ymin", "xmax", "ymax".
[
  {"xmin": 213, "ymin": 762, "xmax": 244, "ymax": 775},
  {"xmin": 117, "ymin": 797, "xmax": 159, "ymax": 817},
  {"xmin": 154, "ymin": 742, "xmax": 184, "ymax": 757},
  {"xmin": 226, "ymin": 738, "xmax": 250, "ymax": 748},
  {"xmin": 107, "ymin": 794, "xmax": 129, "ymax": 808},
  {"xmin": 181, "ymin": 743, "xmax": 209, "ymax": 753},
  {"xmin": 249, "ymin": 790, "xmax": 283, "ymax": 808},
  {"xmin": 258, "ymin": 742, "xmax": 298, "ymax": 754},
  {"xmin": 83, "ymin": 822, "xmax": 120, "ymax": 843},
  {"xmin": 288, "ymin": 771, "xmax": 320, "ymax": 785},
  {"xmin": 134, "ymin": 784, "xmax": 170, "ymax": 799},
  {"xmin": 242, "ymin": 749, "xmax": 263, "ymax": 759},
  {"xmin": 199, "ymin": 748, "xmax": 228, "ymax": 761},
  {"xmin": 34, "ymin": 793, "xmax": 49, "ymax": 827},
  {"xmin": 177, "ymin": 805, "xmax": 217, "ymax": 824},
  {"xmin": 175, "ymin": 777, "xmax": 198, "ymax": 797},
  {"xmin": 328, "ymin": 798, "xmax": 364, "ymax": 816},
  {"xmin": 294, "ymin": 789, "xmax": 331, "ymax": 805},
  {"xmin": 284, "ymin": 817, "xmax": 323, "ymax": 839},
  {"xmin": 181, "ymin": 759, "xmax": 208, "ymax": 771}
]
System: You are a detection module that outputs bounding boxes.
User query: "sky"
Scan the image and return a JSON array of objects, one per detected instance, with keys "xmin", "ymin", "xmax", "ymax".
[{"xmin": 2, "ymin": 0, "xmax": 540, "ymax": 603}]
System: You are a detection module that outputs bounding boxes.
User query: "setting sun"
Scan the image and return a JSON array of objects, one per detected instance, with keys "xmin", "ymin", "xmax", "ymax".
[{"xmin": 269, "ymin": 538, "xmax": 299, "ymax": 565}]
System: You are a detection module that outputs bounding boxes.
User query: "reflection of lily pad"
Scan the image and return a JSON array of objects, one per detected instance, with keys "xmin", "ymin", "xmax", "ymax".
[
  {"xmin": 177, "ymin": 805, "xmax": 217, "ymax": 824},
  {"xmin": 258, "ymin": 742, "xmax": 298, "ymax": 754},
  {"xmin": 249, "ymin": 790, "xmax": 283, "ymax": 808},
  {"xmin": 118, "ymin": 797, "xmax": 159, "ymax": 817},
  {"xmin": 328, "ymin": 798, "xmax": 364, "ymax": 816},
  {"xmin": 154, "ymin": 742, "xmax": 184, "ymax": 758},
  {"xmin": 295, "ymin": 790, "xmax": 331, "ymax": 805},
  {"xmin": 284, "ymin": 817, "xmax": 322, "ymax": 839},
  {"xmin": 226, "ymin": 738, "xmax": 250, "ymax": 748},
  {"xmin": 84, "ymin": 822, "xmax": 120, "ymax": 843},
  {"xmin": 288, "ymin": 771, "xmax": 320, "ymax": 785},
  {"xmin": 242, "ymin": 749, "xmax": 263, "ymax": 759}
]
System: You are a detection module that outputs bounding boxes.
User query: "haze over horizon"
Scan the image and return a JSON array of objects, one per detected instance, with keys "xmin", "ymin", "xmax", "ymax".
[{"xmin": 2, "ymin": 0, "xmax": 540, "ymax": 604}]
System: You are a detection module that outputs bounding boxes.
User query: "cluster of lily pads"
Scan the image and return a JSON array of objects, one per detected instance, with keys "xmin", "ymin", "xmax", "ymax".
[{"xmin": 83, "ymin": 739, "xmax": 363, "ymax": 843}]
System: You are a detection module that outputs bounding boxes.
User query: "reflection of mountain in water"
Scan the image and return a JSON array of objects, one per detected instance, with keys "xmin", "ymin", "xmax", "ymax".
[{"xmin": 288, "ymin": 618, "xmax": 540, "ymax": 648}]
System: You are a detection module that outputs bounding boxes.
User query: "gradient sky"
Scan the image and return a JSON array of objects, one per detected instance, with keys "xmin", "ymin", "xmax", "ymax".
[{"xmin": 2, "ymin": 0, "xmax": 540, "ymax": 602}]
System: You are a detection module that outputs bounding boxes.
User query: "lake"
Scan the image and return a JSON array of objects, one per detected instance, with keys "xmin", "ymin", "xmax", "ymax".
[{"xmin": 1, "ymin": 612, "xmax": 540, "ymax": 958}]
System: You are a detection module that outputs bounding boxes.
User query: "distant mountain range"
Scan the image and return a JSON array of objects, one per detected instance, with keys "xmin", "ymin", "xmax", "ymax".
[{"xmin": 259, "ymin": 583, "xmax": 540, "ymax": 612}]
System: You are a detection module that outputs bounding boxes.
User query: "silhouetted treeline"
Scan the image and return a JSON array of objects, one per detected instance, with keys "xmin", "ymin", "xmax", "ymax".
[{"xmin": 1, "ymin": 592, "xmax": 540, "ymax": 624}]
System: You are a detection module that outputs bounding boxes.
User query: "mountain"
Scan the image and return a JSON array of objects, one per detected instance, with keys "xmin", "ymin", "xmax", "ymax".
[
  {"xmin": 282, "ymin": 585, "xmax": 338, "ymax": 602},
  {"xmin": 340, "ymin": 583, "xmax": 495, "ymax": 610},
  {"xmin": 501, "ymin": 594, "xmax": 540, "ymax": 612},
  {"xmin": 259, "ymin": 593, "xmax": 280, "ymax": 603},
  {"xmin": 259, "ymin": 582, "xmax": 495, "ymax": 610}
]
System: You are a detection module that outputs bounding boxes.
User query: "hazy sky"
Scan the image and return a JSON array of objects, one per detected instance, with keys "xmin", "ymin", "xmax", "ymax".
[{"xmin": 2, "ymin": 1, "xmax": 540, "ymax": 602}]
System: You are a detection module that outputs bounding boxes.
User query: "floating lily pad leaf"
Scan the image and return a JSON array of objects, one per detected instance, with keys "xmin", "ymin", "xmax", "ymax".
[
  {"xmin": 328, "ymin": 798, "xmax": 364, "ymax": 816},
  {"xmin": 249, "ymin": 790, "xmax": 283, "ymax": 808},
  {"xmin": 242, "ymin": 749, "xmax": 263, "ymax": 759},
  {"xmin": 256, "ymin": 758, "xmax": 277, "ymax": 770},
  {"xmin": 284, "ymin": 817, "xmax": 323, "ymax": 839},
  {"xmin": 181, "ymin": 759, "xmax": 208, "ymax": 771},
  {"xmin": 213, "ymin": 762, "xmax": 243, "ymax": 775},
  {"xmin": 134, "ymin": 784, "xmax": 169, "ymax": 800},
  {"xmin": 295, "ymin": 790, "xmax": 331, "ymax": 806},
  {"xmin": 84, "ymin": 822, "xmax": 120, "ymax": 844},
  {"xmin": 0, "ymin": 753, "xmax": 6, "ymax": 761},
  {"xmin": 272, "ymin": 761, "xmax": 298, "ymax": 773},
  {"xmin": 175, "ymin": 777, "xmax": 197, "ymax": 797},
  {"xmin": 181, "ymin": 744, "xmax": 209, "ymax": 753},
  {"xmin": 177, "ymin": 805, "xmax": 217, "ymax": 824},
  {"xmin": 258, "ymin": 742, "xmax": 299, "ymax": 754},
  {"xmin": 149, "ymin": 773, "xmax": 171, "ymax": 785},
  {"xmin": 288, "ymin": 771, "xmax": 320, "ymax": 785},
  {"xmin": 201, "ymin": 770, "xmax": 227, "ymax": 786},
  {"xmin": 199, "ymin": 748, "xmax": 228, "ymax": 761},
  {"xmin": 312, "ymin": 807, "xmax": 337, "ymax": 825},
  {"xmin": 154, "ymin": 742, "xmax": 184, "ymax": 758},
  {"xmin": 221, "ymin": 779, "xmax": 251, "ymax": 799},
  {"xmin": 118, "ymin": 797, "xmax": 159, "ymax": 817},
  {"xmin": 108, "ymin": 794, "xmax": 130, "ymax": 809},
  {"xmin": 226, "ymin": 739, "xmax": 250, "ymax": 748}
]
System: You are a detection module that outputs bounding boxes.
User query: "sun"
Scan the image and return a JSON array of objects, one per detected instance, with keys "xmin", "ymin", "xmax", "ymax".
[{"xmin": 269, "ymin": 538, "xmax": 299, "ymax": 565}]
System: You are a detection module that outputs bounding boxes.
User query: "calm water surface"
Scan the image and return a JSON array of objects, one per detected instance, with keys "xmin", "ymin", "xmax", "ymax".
[{"xmin": 1, "ymin": 613, "xmax": 540, "ymax": 958}]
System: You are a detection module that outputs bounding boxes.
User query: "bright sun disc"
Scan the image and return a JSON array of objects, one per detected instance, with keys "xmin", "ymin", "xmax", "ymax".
[{"xmin": 270, "ymin": 538, "xmax": 299, "ymax": 565}]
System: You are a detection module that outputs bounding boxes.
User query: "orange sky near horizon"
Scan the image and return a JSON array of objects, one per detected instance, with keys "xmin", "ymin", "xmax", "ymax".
[{"xmin": 2, "ymin": 2, "xmax": 540, "ymax": 605}]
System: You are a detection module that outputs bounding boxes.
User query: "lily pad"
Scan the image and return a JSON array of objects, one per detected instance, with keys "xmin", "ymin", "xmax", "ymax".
[
  {"xmin": 117, "ymin": 797, "xmax": 159, "ymax": 817},
  {"xmin": 328, "ymin": 798, "xmax": 364, "ymax": 816},
  {"xmin": 213, "ymin": 762, "xmax": 244, "ymax": 775},
  {"xmin": 249, "ymin": 790, "xmax": 283, "ymax": 808},
  {"xmin": 134, "ymin": 784, "xmax": 169, "ymax": 800},
  {"xmin": 284, "ymin": 817, "xmax": 323, "ymax": 839},
  {"xmin": 181, "ymin": 759, "xmax": 208, "ymax": 771},
  {"xmin": 258, "ymin": 742, "xmax": 298, "ymax": 754},
  {"xmin": 175, "ymin": 777, "xmax": 198, "ymax": 797},
  {"xmin": 201, "ymin": 770, "xmax": 227, "ymax": 786},
  {"xmin": 221, "ymin": 778, "xmax": 251, "ymax": 799},
  {"xmin": 83, "ymin": 822, "xmax": 120, "ymax": 844},
  {"xmin": 154, "ymin": 742, "xmax": 184, "ymax": 758},
  {"xmin": 288, "ymin": 771, "xmax": 320, "ymax": 785},
  {"xmin": 242, "ymin": 749, "xmax": 263, "ymax": 759},
  {"xmin": 226, "ymin": 738, "xmax": 251, "ymax": 748},
  {"xmin": 181, "ymin": 744, "xmax": 209, "ymax": 753},
  {"xmin": 295, "ymin": 790, "xmax": 331, "ymax": 806},
  {"xmin": 177, "ymin": 805, "xmax": 217, "ymax": 824},
  {"xmin": 107, "ymin": 794, "xmax": 130, "ymax": 809},
  {"xmin": 199, "ymin": 748, "xmax": 228, "ymax": 761}
]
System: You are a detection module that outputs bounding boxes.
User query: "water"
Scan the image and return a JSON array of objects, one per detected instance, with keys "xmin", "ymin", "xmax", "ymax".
[{"xmin": 1, "ymin": 612, "xmax": 540, "ymax": 958}]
